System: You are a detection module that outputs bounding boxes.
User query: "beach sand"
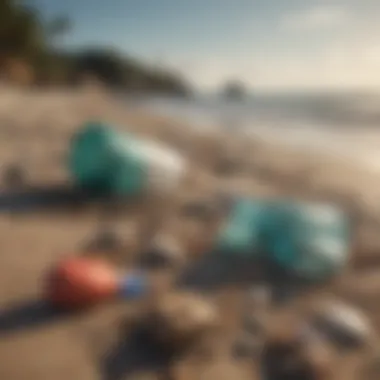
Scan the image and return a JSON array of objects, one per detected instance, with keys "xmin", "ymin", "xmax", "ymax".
[{"xmin": 0, "ymin": 86, "xmax": 380, "ymax": 379}]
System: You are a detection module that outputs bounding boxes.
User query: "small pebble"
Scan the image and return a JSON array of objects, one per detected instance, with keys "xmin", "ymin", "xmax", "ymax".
[
  {"xmin": 140, "ymin": 234, "xmax": 185, "ymax": 269},
  {"xmin": 242, "ymin": 313, "xmax": 264, "ymax": 336},
  {"xmin": 180, "ymin": 200, "xmax": 224, "ymax": 222},
  {"xmin": 85, "ymin": 228, "xmax": 123, "ymax": 252},
  {"xmin": 3, "ymin": 163, "xmax": 26, "ymax": 188},
  {"xmin": 146, "ymin": 291, "xmax": 219, "ymax": 350},
  {"xmin": 232, "ymin": 333, "xmax": 263, "ymax": 359},
  {"xmin": 244, "ymin": 286, "xmax": 271, "ymax": 311}
]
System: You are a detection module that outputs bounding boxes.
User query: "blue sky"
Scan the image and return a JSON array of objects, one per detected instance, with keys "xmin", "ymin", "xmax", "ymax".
[{"xmin": 29, "ymin": 0, "xmax": 380, "ymax": 91}]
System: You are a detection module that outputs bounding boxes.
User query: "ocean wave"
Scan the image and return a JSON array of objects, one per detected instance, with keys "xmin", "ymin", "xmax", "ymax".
[
  {"xmin": 138, "ymin": 92, "xmax": 380, "ymax": 129},
  {"xmin": 134, "ymin": 92, "xmax": 380, "ymax": 174}
]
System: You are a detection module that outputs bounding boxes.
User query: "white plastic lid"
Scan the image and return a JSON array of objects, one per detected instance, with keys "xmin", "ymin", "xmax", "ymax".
[{"xmin": 138, "ymin": 139, "xmax": 187, "ymax": 192}]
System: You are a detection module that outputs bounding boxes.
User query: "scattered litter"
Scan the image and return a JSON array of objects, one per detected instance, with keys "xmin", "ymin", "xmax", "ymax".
[
  {"xmin": 143, "ymin": 291, "xmax": 220, "ymax": 351},
  {"xmin": 215, "ymin": 198, "xmax": 266, "ymax": 258},
  {"xmin": 69, "ymin": 121, "xmax": 187, "ymax": 197},
  {"xmin": 45, "ymin": 257, "xmax": 149, "ymax": 310},
  {"xmin": 260, "ymin": 200, "xmax": 351, "ymax": 282},
  {"xmin": 140, "ymin": 234, "xmax": 186, "ymax": 269},
  {"xmin": 45, "ymin": 257, "xmax": 119, "ymax": 310},
  {"xmin": 118, "ymin": 271, "xmax": 149, "ymax": 299},
  {"xmin": 214, "ymin": 198, "xmax": 351, "ymax": 283}
]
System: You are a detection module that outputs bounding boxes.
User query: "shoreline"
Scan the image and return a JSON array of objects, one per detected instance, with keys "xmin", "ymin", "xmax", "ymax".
[
  {"xmin": 2, "ymin": 86, "xmax": 380, "ymax": 219},
  {"xmin": 137, "ymin": 91, "xmax": 380, "ymax": 180}
]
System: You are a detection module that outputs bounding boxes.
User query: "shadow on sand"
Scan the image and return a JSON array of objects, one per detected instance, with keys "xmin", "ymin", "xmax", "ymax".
[
  {"xmin": 101, "ymin": 325, "xmax": 175, "ymax": 380},
  {"xmin": 0, "ymin": 184, "xmax": 138, "ymax": 214},
  {"xmin": 177, "ymin": 252, "xmax": 264, "ymax": 293},
  {"xmin": 0, "ymin": 299, "xmax": 177, "ymax": 380},
  {"xmin": 0, "ymin": 299, "xmax": 73, "ymax": 336},
  {"xmin": 177, "ymin": 252, "xmax": 317, "ymax": 306}
]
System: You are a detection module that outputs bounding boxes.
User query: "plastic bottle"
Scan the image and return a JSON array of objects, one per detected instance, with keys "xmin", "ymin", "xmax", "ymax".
[
  {"xmin": 214, "ymin": 198, "xmax": 351, "ymax": 283},
  {"xmin": 68, "ymin": 121, "xmax": 187, "ymax": 197}
]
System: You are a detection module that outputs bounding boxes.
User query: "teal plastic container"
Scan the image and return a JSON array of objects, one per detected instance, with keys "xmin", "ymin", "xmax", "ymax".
[
  {"xmin": 259, "ymin": 201, "xmax": 351, "ymax": 281},
  {"xmin": 215, "ymin": 198, "xmax": 351, "ymax": 282},
  {"xmin": 215, "ymin": 198, "xmax": 268, "ymax": 258},
  {"xmin": 69, "ymin": 121, "xmax": 186, "ymax": 197}
]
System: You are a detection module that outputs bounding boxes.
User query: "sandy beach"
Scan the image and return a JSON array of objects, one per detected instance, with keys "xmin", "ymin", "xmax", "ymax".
[{"xmin": 1, "ymin": 86, "xmax": 380, "ymax": 379}]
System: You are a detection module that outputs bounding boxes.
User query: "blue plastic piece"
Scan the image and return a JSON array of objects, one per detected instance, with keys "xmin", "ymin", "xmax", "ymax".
[{"xmin": 118, "ymin": 272, "xmax": 149, "ymax": 299}]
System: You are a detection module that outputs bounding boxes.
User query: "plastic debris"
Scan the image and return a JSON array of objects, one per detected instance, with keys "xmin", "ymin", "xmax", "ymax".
[
  {"xmin": 261, "ymin": 201, "xmax": 351, "ymax": 282},
  {"xmin": 69, "ymin": 121, "xmax": 187, "ymax": 197},
  {"xmin": 140, "ymin": 234, "xmax": 186, "ymax": 269},
  {"xmin": 215, "ymin": 198, "xmax": 267, "ymax": 257},
  {"xmin": 310, "ymin": 299, "xmax": 372, "ymax": 349},
  {"xmin": 118, "ymin": 271, "xmax": 149, "ymax": 299},
  {"xmin": 215, "ymin": 198, "xmax": 351, "ymax": 283},
  {"xmin": 45, "ymin": 257, "xmax": 118, "ymax": 310}
]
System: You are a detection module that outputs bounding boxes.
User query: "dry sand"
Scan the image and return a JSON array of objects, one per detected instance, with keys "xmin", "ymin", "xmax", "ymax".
[{"xmin": 1, "ymin": 86, "xmax": 380, "ymax": 379}]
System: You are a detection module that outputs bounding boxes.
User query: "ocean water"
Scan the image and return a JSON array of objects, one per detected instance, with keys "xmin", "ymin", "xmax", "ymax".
[{"xmin": 131, "ymin": 92, "xmax": 380, "ymax": 174}]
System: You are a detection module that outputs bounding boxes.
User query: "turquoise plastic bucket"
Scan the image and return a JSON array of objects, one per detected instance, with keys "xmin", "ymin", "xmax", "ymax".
[
  {"xmin": 215, "ymin": 198, "xmax": 268, "ymax": 258},
  {"xmin": 69, "ymin": 121, "xmax": 186, "ymax": 197},
  {"xmin": 215, "ymin": 198, "xmax": 351, "ymax": 282},
  {"xmin": 261, "ymin": 201, "xmax": 351, "ymax": 281},
  {"xmin": 69, "ymin": 122, "xmax": 146, "ymax": 196}
]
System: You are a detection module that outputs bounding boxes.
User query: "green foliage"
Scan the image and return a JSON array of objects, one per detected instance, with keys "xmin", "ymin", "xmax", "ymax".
[
  {"xmin": 0, "ymin": 0, "xmax": 191, "ymax": 96},
  {"xmin": 68, "ymin": 47, "xmax": 190, "ymax": 96},
  {"xmin": 0, "ymin": 1, "xmax": 44, "ymax": 58}
]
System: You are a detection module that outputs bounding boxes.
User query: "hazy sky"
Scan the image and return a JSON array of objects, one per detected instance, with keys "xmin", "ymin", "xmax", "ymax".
[{"xmin": 30, "ymin": 0, "xmax": 380, "ymax": 91}]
